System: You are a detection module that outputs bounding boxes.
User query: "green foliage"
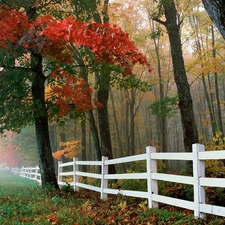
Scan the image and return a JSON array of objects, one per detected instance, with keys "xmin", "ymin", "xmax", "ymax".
[
  {"xmin": 0, "ymin": 68, "xmax": 34, "ymax": 133},
  {"xmin": 110, "ymin": 73, "xmax": 152, "ymax": 92},
  {"xmin": 61, "ymin": 182, "xmax": 73, "ymax": 192},
  {"xmin": 159, "ymin": 180, "xmax": 194, "ymax": 201},
  {"xmin": 150, "ymin": 95, "xmax": 178, "ymax": 119},
  {"xmin": 150, "ymin": 28, "xmax": 163, "ymax": 39}
]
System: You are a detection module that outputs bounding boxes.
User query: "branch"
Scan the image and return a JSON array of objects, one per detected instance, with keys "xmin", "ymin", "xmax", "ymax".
[
  {"xmin": 0, "ymin": 64, "xmax": 32, "ymax": 72},
  {"xmin": 151, "ymin": 16, "xmax": 167, "ymax": 26},
  {"xmin": 70, "ymin": 44, "xmax": 86, "ymax": 66}
]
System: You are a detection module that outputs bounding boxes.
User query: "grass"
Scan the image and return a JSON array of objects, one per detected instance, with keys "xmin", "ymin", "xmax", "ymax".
[{"xmin": 0, "ymin": 168, "xmax": 225, "ymax": 224}]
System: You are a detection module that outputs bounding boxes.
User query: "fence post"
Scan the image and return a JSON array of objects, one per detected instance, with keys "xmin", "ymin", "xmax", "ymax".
[
  {"xmin": 73, "ymin": 157, "xmax": 79, "ymax": 191},
  {"xmin": 146, "ymin": 146, "xmax": 158, "ymax": 208},
  {"xmin": 101, "ymin": 156, "xmax": 108, "ymax": 200},
  {"xmin": 193, "ymin": 143, "xmax": 205, "ymax": 218},
  {"xmin": 21, "ymin": 166, "xmax": 24, "ymax": 177},
  {"xmin": 58, "ymin": 161, "xmax": 62, "ymax": 186},
  {"xmin": 34, "ymin": 166, "xmax": 38, "ymax": 181}
]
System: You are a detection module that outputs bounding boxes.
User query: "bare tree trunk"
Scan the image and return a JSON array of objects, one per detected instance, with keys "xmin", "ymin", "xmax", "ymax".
[
  {"xmin": 211, "ymin": 26, "xmax": 224, "ymax": 136},
  {"xmin": 130, "ymin": 88, "xmax": 135, "ymax": 156},
  {"xmin": 154, "ymin": 0, "xmax": 199, "ymax": 152},
  {"xmin": 31, "ymin": 56, "xmax": 59, "ymax": 189},
  {"xmin": 97, "ymin": 74, "xmax": 116, "ymax": 174},
  {"xmin": 109, "ymin": 89, "xmax": 124, "ymax": 157},
  {"xmin": 81, "ymin": 120, "xmax": 87, "ymax": 171}
]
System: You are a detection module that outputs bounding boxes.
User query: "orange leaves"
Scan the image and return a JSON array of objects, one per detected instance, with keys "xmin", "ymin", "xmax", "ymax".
[
  {"xmin": 47, "ymin": 68, "xmax": 99, "ymax": 116},
  {"xmin": 52, "ymin": 140, "xmax": 80, "ymax": 160},
  {"xmin": 47, "ymin": 214, "xmax": 58, "ymax": 224}
]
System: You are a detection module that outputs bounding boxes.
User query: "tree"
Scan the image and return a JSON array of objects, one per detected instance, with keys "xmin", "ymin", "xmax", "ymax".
[
  {"xmin": 151, "ymin": 0, "xmax": 199, "ymax": 153},
  {"xmin": 202, "ymin": 0, "xmax": 225, "ymax": 39},
  {"xmin": 0, "ymin": 6, "xmax": 151, "ymax": 186}
]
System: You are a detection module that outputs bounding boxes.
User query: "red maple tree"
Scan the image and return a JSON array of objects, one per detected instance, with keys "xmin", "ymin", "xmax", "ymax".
[{"xmin": 0, "ymin": 6, "xmax": 151, "ymax": 116}]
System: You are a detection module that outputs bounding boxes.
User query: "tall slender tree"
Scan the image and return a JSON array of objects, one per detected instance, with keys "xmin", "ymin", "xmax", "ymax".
[{"xmin": 152, "ymin": 0, "xmax": 199, "ymax": 152}]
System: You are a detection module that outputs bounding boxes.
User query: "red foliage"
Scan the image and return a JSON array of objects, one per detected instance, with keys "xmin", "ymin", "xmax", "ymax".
[
  {"xmin": 49, "ymin": 68, "xmax": 100, "ymax": 116},
  {"xmin": 0, "ymin": 6, "xmax": 29, "ymax": 47},
  {"xmin": 0, "ymin": 144, "xmax": 20, "ymax": 168},
  {"xmin": 0, "ymin": 7, "xmax": 151, "ymax": 116},
  {"xmin": 38, "ymin": 17, "xmax": 152, "ymax": 74}
]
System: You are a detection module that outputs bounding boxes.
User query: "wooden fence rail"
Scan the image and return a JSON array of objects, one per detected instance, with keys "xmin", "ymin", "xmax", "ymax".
[
  {"xmin": 11, "ymin": 166, "xmax": 41, "ymax": 184},
  {"xmin": 11, "ymin": 144, "xmax": 225, "ymax": 218}
]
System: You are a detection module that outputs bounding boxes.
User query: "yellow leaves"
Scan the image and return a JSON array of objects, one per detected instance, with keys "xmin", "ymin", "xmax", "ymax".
[
  {"xmin": 205, "ymin": 132, "xmax": 225, "ymax": 151},
  {"xmin": 118, "ymin": 201, "xmax": 127, "ymax": 211},
  {"xmin": 81, "ymin": 200, "xmax": 93, "ymax": 212},
  {"xmin": 52, "ymin": 140, "xmax": 81, "ymax": 160},
  {"xmin": 138, "ymin": 200, "xmax": 148, "ymax": 211}
]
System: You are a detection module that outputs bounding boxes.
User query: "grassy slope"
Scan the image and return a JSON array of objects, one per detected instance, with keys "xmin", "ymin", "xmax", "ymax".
[{"xmin": 0, "ymin": 168, "xmax": 225, "ymax": 225}]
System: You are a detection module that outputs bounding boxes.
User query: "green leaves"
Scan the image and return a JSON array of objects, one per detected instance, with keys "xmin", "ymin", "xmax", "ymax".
[
  {"xmin": 150, "ymin": 95, "xmax": 178, "ymax": 119},
  {"xmin": 110, "ymin": 73, "xmax": 152, "ymax": 92}
]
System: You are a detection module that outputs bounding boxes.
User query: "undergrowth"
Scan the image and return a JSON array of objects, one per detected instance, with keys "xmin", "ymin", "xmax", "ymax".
[{"xmin": 1, "ymin": 168, "xmax": 225, "ymax": 224}]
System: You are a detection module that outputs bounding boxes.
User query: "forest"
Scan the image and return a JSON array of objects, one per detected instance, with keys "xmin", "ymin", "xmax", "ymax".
[{"xmin": 0, "ymin": 0, "xmax": 225, "ymax": 187}]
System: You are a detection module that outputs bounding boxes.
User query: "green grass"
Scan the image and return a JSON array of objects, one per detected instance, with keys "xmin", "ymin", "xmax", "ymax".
[{"xmin": 0, "ymin": 168, "xmax": 225, "ymax": 224}]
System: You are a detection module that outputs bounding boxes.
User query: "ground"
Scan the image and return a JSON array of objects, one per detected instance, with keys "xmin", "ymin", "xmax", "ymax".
[{"xmin": 0, "ymin": 168, "xmax": 224, "ymax": 224}]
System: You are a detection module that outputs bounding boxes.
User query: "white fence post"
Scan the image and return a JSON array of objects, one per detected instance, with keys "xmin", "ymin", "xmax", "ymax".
[
  {"xmin": 58, "ymin": 161, "xmax": 62, "ymax": 186},
  {"xmin": 101, "ymin": 156, "xmax": 108, "ymax": 200},
  {"xmin": 34, "ymin": 166, "xmax": 38, "ymax": 181},
  {"xmin": 146, "ymin": 146, "xmax": 158, "ymax": 208},
  {"xmin": 73, "ymin": 157, "xmax": 79, "ymax": 191},
  {"xmin": 193, "ymin": 143, "xmax": 205, "ymax": 218}
]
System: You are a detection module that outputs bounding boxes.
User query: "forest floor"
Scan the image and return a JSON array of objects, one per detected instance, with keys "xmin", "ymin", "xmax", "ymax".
[{"xmin": 0, "ymin": 168, "xmax": 225, "ymax": 225}]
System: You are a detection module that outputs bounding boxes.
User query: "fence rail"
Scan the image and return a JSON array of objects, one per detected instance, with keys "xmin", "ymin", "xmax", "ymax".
[
  {"xmin": 11, "ymin": 144, "xmax": 225, "ymax": 218},
  {"xmin": 11, "ymin": 166, "xmax": 41, "ymax": 184}
]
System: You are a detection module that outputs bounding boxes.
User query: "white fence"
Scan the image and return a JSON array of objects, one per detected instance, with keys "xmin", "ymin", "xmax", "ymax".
[
  {"xmin": 11, "ymin": 144, "xmax": 225, "ymax": 218},
  {"xmin": 11, "ymin": 166, "xmax": 41, "ymax": 184}
]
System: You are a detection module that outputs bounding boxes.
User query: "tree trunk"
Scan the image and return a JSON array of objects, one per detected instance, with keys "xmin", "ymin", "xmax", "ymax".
[
  {"xmin": 97, "ymin": 74, "xmax": 116, "ymax": 174},
  {"xmin": 81, "ymin": 120, "xmax": 87, "ymax": 171},
  {"xmin": 211, "ymin": 26, "xmax": 224, "ymax": 136},
  {"xmin": 202, "ymin": 0, "xmax": 225, "ymax": 39},
  {"xmin": 93, "ymin": 0, "xmax": 116, "ymax": 174},
  {"xmin": 31, "ymin": 54, "xmax": 58, "ymax": 189},
  {"xmin": 129, "ymin": 88, "xmax": 136, "ymax": 156},
  {"xmin": 109, "ymin": 89, "xmax": 124, "ymax": 157},
  {"xmin": 160, "ymin": 0, "xmax": 199, "ymax": 152}
]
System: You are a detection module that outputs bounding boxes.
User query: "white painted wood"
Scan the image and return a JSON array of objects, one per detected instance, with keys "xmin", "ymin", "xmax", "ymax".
[
  {"xmin": 146, "ymin": 146, "xmax": 158, "ymax": 208},
  {"xmin": 101, "ymin": 156, "xmax": 108, "ymax": 199},
  {"xmin": 105, "ymin": 154, "xmax": 146, "ymax": 165},
  {"xmin": 193, "ymin": 143, "xmax": 205, "ymax": 218},
  {"xmin": 104, "ymin": 172, "xmax": 148, "ymax": 180},
  {"xmin": 58, "ymin": 161, "xmax": 73, "ymax": 167},
  {"xmin": 76, "ymin": 171, "xmax": 101, "ymax": 179},
  {"xmin": 199, "ymin": 150, "xmax": 225, "ymax": 160},
  {"xmin": 200, "ymin": 203, "xmax": 225, "ymax": 217},
  {"xmin": 58, "ymin": 171, "xmax": 74, "ymax": 176},
  {"xmin": 73, "ymin": 158, "xmax": 79, "ymax": 191},
  {"xmin": 151, "ymin": 173, "xmax": 194, "ymax": 185},
  {"xmin": 104, "ymin": 188, "xmax": 147, "ymax": 199},
  {"xmin": 151, "ymin": 152, "xmax": 193, "ymax": 160},
  {"xmin": 76, "ymin": 161, "xmax": 102, "ymax": 166},
  {"xmin": 58, "ymin": 161, "xmax": 62, "ymax": 185},
  {"xmin": 76, "ymin": 182, "xmax": 101, "ymax": 193},
  {"xmin": 200, "ymin": 177, "xmax": 225, "ymax": 187},
  {"xmin": 152, "ymin": 194, "xmax": 195, "ymax": 210}
]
